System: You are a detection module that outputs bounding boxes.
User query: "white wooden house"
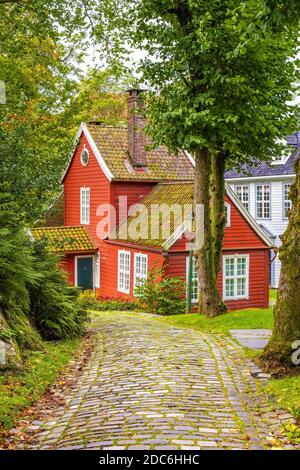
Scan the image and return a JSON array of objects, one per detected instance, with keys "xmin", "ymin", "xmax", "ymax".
[{"xmin": 225, "ymin": 133, "xmax": 299, "ymax": 288}]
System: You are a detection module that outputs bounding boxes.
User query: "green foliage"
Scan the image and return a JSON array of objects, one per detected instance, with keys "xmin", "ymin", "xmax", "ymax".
[
  {"xmin": 0, "ymin": 189, "xmax": 87, "ymax": 356},
  {"xmin": 67, "ymin": 67, "xmax": 134, "ymax": 127},
  {"xmin": 4, "ymin": 307, "xmax": 44, "ymax": 352},
  {"xmin": 135, "ymin": 266, "xmax": 185, "ymax": 315},
  {"xmin": 0, "ymin": 0, "xmax": 99, "ymax": 223},
  {"xmin": 28, "ymin": 241, "xmax": 88, "ymax": 340},
  {"xmin": 97, "ymin": 0, "xmax": 299, "ymax": 164},
  {"xmin": 0, "ymin": 191, "xmax": 35, "ymax": 313},
  {"xmin": 77, "ymin": 290, "xmax": 140, "ymax": 311}
]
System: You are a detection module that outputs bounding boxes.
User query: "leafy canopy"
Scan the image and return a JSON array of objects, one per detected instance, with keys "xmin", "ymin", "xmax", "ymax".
[{"xmin": 96, "ymin": 0, "xmax": 299, "ymax": 166}]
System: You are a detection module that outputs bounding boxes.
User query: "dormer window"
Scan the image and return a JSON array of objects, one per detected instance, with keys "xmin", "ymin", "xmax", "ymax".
[
  {"xmin": 271, "ymin": 138, "xmax": 289, "ymax": 165},
  {"xmin": 271, "ymin": 155, "xmax": 287, "ymax": 165}
]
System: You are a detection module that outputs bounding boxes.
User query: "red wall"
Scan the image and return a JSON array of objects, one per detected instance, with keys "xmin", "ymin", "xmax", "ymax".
[
  {"xmin": 166, "ymin": 248, "xmax": 269, "ymax": 310},
  {"xmin": 59, "ymin": 255, "xmax": 75, "ymax": 285},
  {"xmin": 64, "ymin": 132, "xmax": 111, "ymax": 247},
  {"xmin": 99, "ymin": 242, "xmax": 165, "ymax": 299},
  {"xmin": 223, "ymin": 195, "xmax": 266, "ymax": 249},
  {"xmin": 111, "ymin": 182, "xmax": 155, "ymax": 227},
  {"xmin": 64, "ymin": 133, "xmax": 157, "ymax": 248}
]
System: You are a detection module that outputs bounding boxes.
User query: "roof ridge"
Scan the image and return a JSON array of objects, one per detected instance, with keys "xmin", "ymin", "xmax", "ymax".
[
  {"xmin": 86, "ymin": 122, "xmax": 127, "ymax": 129},
  {"xmin": 31, "ymin": 225, "xmax": 84, "ymax": 230}
]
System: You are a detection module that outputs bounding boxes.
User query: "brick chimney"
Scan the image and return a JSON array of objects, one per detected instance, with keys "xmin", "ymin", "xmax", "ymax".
[{"xmin": 127, "ymin": 89, "xmax": 147, "ymax": 167}]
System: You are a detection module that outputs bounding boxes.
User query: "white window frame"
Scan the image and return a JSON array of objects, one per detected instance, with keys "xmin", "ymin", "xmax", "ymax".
[
  {"xmin": 118, "ymin": 250, "xmax": 131, "ymax": 294},
  {"xmin": 80, "ymin": 187, "xmax": 90, "ymax": 225},
  {"xmin": 186, "ymin": 256, "xmax": 199, "ymax": 303},
  {"xmin": 133, "ymin": 253, "xmax": 148, "ymax": 293},
  {"xmin": 282, "ymin": 182, "xmax": 292, "ymax": 220},
  {"xmin": 235, "ymin": 184, "xmax": 249, "ymax": 211},
  {"xmin": 271, "ymin": 155, "xmax": 288, "ymax": 165},
  {"xmin": 222, "ymin": 254, "xmax": 249, "ymax": 300},
  {"xmin": 225, "ymin": 203, "xmax": 231, "ymax": 227},
  {"xmin": 255, "ymin": 184, "xmax": 271, "ymax": 220}
]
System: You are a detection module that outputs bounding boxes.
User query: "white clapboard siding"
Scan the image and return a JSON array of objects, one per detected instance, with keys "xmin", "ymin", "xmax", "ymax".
[{"xmin": 229, "ymin": 177, "xmax": 295, "ymax": 288}]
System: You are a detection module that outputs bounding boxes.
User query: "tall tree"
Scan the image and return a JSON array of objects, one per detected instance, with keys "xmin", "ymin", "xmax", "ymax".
[
  {"xmin": 262, "ymin": 155, "xmax": 300, "ymax": 365},
  {"xmin": 66, "ymin": 67, "xmax": 133, "ymax": 129},
  {"xmin": 97, "ymin": 0, "xmax": 299, "ymax": 316},
  {"xmin": 0, "ymin": 0, "xmax": 95, "ymax": 222}
]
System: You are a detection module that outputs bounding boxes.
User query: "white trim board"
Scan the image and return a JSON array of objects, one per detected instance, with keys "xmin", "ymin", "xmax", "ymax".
[
  {"xmin": 226, "ymin": 174, "xmax": 295, "ymax": 183},
  {"xmin": 61, "ymin": 122, "xmax": 114, "ymax": 183}
]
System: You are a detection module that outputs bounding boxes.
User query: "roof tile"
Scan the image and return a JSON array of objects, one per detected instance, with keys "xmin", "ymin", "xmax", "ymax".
[
  {"xmin": 87, "ymin": 124, "xmax": 195, "ymax": 181},
  {"xmin": 31, "ymin": 226, "xmax": 96, "ymax": 253}
]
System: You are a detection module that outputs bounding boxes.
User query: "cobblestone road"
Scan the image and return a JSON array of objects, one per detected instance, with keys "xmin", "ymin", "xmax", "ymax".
[{"xmin": 15, "ymin": 313, "xmax": 297, "ymax": 450}]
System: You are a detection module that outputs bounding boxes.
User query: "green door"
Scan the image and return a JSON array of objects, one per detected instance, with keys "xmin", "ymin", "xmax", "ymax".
[{"xmin": 77, "ymin": 257, "xmax": 93, "ymax": 290}]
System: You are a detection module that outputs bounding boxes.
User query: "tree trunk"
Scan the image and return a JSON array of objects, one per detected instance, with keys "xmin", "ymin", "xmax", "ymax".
[
  {"xmin": 262, "ymin": 154, "xmax": 300, "ymax": 364},
  {"xmin": 210, "ymin": 153, "xmax": 226, "ymax": 277},
  {"xmin": 210, "ymin": 152, "xmax": 227, "ymax": 312},
  {"xmin": 194, "ymin": 147, "xmax": 225, "ymax": 317}
]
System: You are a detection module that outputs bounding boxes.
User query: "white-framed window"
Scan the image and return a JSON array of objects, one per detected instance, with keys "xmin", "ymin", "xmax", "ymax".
[
  {"xmin": 235, "ymin": 185, "xmax": 249, "ymax": 211},
  {"xmin": 118, "ymin": 250, "xmax": 131, "ymax": 294},
  {"xmin": 283, "ymin": 183, "xmax": 292, "ymax": 219},
  {"xmin": 80, "ymin": 187, "xmax": 90, "ymax": 224},
  {"xmin": 223, "ymin": 255, "xmax": 249, "ymax": 300},
  {"xmin": 256, "ymin": 184, "xmax": 271, "ymax": 219},
  {"xmin": 186, "ymin": 256, "xmax": 199, "ymax": 303},
  {"xmin": 134, "ymin": 253, "xmax": 148, "ymax": 292},
  {"xmin": 225, "ymin": 203, "xmax": 231, "ymax": 227}
]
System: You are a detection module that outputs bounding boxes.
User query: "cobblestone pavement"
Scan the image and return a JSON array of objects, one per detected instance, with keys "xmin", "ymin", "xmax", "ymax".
[{"xmin": 13, "ymin": 313, "xmax": 298, "ymax": 450}]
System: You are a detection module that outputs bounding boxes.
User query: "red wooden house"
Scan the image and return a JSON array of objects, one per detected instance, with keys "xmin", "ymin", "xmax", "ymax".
[{"xmin": 32, "ymin": 89, "xmax": 272, "ymax": 310}]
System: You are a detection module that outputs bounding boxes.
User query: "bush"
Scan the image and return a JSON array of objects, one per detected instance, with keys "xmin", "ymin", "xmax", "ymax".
[
  {"xmin": 77, "ymin": 291, "xmax": 140, "ymax": 312},
  {"xmin": 134, "ymin": 266, "xmax": 185, "ymax": 315},
  {"xmin": 27, "ymin": 241, "xmax": 88, "ymax": 340}
]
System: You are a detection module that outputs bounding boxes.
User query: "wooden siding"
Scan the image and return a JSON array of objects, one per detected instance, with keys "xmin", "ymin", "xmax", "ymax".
[
  {"xmin": 64, "ymin": 132, "xmax": 111, "ymax": 247},
  {"xmin": 166, "ymin": 248, "xmax": 269, "ymax": 310},
  {"xmin": 110, "ymin": 181, "xmax": 155, "ymax": 227},
  {"xmin": 99, "ymin": 242, "xmax": 164, "ymax": 300}
]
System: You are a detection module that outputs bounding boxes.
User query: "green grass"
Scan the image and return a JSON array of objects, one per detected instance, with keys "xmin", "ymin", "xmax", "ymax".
[
  {"xmin": 269, "ymin": 288, "xmax": 278, "ymax": 303},
  {"xmin": 161, "ymin": 307, "xmax": 273, "ymax": 335},
  {"xmin": 0, "ymin": 338, "xmax": 81, "ymax": 434},
  {"xmin": 266, "ymin": 375, "xmax": 300, "ymax": 421}
]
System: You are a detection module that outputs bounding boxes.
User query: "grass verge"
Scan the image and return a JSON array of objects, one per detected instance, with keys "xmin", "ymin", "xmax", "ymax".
[
  {"xmin": 0, "ymin": 337, "xmax": 81, "ymax": 435},
  {"xmin": 161, "ymin": 307, "xmax": 273, "ymax": 335},
  {"xmin": 269, "ymin": 288, "xmax": 277, "ymax": 303},
  {"xmin": 266, "ymin": 375, "xmax": 300, "ymax": 422}
]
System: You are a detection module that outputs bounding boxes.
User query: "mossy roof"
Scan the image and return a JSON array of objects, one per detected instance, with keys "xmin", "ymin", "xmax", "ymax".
[
  {"xmin": 31, "ymin": 226, "xmax": 96, "ymax": 253},
  {"xmin": 109, "ymin": 182, "xmax": 194, "ymax": 248},
  {"xmin": 87, "ymin": 124, "xmax": 195, "ymax": 181}
]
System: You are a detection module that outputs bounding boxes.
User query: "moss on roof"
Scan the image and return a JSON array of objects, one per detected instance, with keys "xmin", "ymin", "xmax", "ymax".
[
  {"xmin": 87, "ymin": 124, "xmax": 195, "ymax": 181},
  {"xmin": 31, "ymin": 226, "xmax": 96, "ymax": 253},
  {"xmin": 109, "ymin": 182, "xmax": 194, "ymax": 248}
]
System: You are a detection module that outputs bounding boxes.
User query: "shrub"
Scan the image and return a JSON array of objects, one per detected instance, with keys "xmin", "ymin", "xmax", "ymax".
[
  {"xmin": 134, "ymin": 266, "xmax": 185, "ymax": 315},
  {"xmin": 77, "ymin": 291, "xmax": 140, "ymax": 312},
  {"xmin": 27, "ymin": 241, "xmax": 88, "ymax": 340}
]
